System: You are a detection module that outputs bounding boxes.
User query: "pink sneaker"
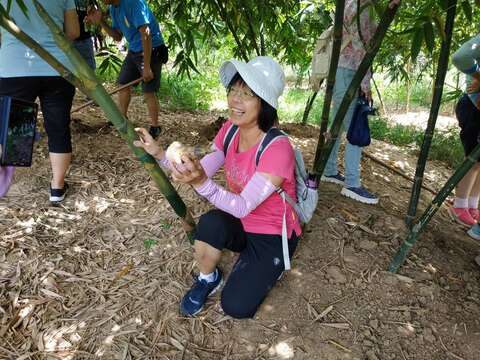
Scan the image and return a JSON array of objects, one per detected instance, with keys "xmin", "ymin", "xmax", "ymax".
[
  {"xmin": 448, "ymin": 207, "xmax": 477, "ymax": 227},
  {"xmin": 469, "ymin": 208, "xmax": 480, "ymax": 222}
]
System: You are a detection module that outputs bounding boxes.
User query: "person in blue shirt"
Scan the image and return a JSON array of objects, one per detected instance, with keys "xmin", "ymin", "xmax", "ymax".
[
  {"xmin": 87, "ymin": 0, "xmax": 167, "ymax": 139},
  {"xmin": 0, "ymin": 0, "xmax": 79, "ymax": 203}
]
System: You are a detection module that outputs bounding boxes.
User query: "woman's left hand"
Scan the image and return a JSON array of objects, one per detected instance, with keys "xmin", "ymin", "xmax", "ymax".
[{"xmin": 171, "ymin": 155, "xmax": 208, "ymax": 187}]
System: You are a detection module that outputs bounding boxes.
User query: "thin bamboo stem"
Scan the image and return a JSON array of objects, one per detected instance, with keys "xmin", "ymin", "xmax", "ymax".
[
  {"xmin": 301, "ymin": 89, "xmax": 320, "ymax": 126},
  {"xmin": 363, "ymin": 152, "xmax": 438, "ymax": 196},
  {"xmin": 213, "ymin": 0, "xmax": 250, "ymax": 61},
  {"xmin": 371, "ymin": 76, "xmax": 386, "ymax": 115},
  {"xmin": 405, "ymin": 0, "xmax": 457, "ymax": 227},
  {"xmin": 71, "ymin": 77, "xmax": 142, "ymax": 114},
  {"xmin": 313, "ymin": 2, "xmax": 400, "ymax": 175},
  {"xmin": 389, "ymin": 143, "xmax": 480, "ymax": 272},
  {"xmin": 312, "ymin": 0, "xmax": 346, "ymax": 175},
  {"xmin": 30, "ymin": 1, "xmax": 196, "ymax": 239}
]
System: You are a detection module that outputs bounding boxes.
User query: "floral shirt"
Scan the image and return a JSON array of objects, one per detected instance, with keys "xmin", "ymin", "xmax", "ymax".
[{"xmin": 338, "ymin": 0, "xmax": 377, "ymax": 92}]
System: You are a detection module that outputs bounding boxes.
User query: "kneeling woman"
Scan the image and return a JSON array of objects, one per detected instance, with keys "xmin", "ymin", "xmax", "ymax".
[{"xmin": 135, "ymin": 56, "xmax": 301, "ymax": 318}]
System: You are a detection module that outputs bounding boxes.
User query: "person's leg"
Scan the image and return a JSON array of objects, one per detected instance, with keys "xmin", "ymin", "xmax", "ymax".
[
  {"xmin": 467, "ymin": 163, "xmax": 480, "ymax": 220},
  {"xmin": 451, "ymin": 95, "xmax": 480, "ymax": 225},
  {"xmin": 180, "ymin": 210, "xmax": 246, "ymax": 316},
  {"xmin": 323, "ymin": 67, "xmax": 356, "ymax": 183},
  {"xmin": 49, "ymin": 152, "xmax": 71, "ymax": 189},
  {"xmin": 221, "ymin": 232, "xmax": 299, "ymax": 319},
  {"xmin": 142, "ymin": 47, "xmax": 162, "ymax": 137},
  {"xmin": 39, "ymin": 77, "xmax": 75, "ymax": 200},
  {"xmin": 116, "ymin": 51, "xmax": 141, "ymax": 118},
  {"xmin": 144, "ymin": 91, "xmax": 159, "ymax": 126},
  {"xmin": 118, "ymin": 87, "xmax": 131, "ymax": 117}
]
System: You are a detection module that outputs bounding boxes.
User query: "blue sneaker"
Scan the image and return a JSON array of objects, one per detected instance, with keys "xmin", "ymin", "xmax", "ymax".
[
  {"xmin": 467, "ymin": 224, "xmax": 480, "ymax": 241},
  {"xmin": 321, "ymin": 173, "xmax": 345, "ymax": 185},
  {"xmin": 341, "ymin": 186, "xmax": 379, "ymax": 204},
  {"xmin": 180, "ymin": 268, "xmax": 223, "ymax": 316}
]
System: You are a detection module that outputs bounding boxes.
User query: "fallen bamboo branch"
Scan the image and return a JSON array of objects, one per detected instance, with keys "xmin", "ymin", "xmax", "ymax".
[
  {"xmin": 71, "ymin": 77, "xmax": 143, "ymax": 114},
  {"xmin": 363, "ymin": 151, "xmax": 438, "ymax": 196}
]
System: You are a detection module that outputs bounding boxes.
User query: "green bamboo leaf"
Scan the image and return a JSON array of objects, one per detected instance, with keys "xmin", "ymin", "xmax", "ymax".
[
  {"xmin": 423, "ymin": 20, "xmax": 435, "ymax": 53},
  {"xmin": 461, "ymin": 0, "xmax": 472, "ymax": 21},
  {"xmin": 411, "ymin": 26, "xmax": 423, "ymax": 61}
]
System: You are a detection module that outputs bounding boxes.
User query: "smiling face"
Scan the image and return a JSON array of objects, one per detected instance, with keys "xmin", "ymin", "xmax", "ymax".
[{"xmin": 227, "ymin": 81, "xmax": 261, "ymax": 130}]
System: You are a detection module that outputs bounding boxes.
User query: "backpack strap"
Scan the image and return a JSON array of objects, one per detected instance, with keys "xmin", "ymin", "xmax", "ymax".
[
  {"xmin": 255, "ymin": 127, "xmax": 292, "ymax": 271},
  {"xmin": 254, "ymin": 128, "xmax": 288, "ymax": 167},
  {"xmin": 223, "ymin": 123, "xmax": 239, "ymax": 156}
]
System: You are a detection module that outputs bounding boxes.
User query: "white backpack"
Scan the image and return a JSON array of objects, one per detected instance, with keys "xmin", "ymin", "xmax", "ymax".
[
  {"xmin": 223, "ymin": 124, "xmax": 319, "ymax": 270},
  {"xmin": 309, "ymin": 24, "xmax": 353, "ymax": 91}
]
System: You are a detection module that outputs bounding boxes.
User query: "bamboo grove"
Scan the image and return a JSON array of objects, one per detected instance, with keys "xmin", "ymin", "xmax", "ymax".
[{"xmin": 2, "ymin": 0, "xmax": 480, "ymax": 270}]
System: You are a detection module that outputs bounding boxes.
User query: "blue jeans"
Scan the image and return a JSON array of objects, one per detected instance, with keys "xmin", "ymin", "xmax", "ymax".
[
  {"xmin": 73, "ymin": 38, "xmax": 96, "ymax": 70},
  {"xmin": 324, "ymin": 67, "xmax": 362, "ymax": 188}
]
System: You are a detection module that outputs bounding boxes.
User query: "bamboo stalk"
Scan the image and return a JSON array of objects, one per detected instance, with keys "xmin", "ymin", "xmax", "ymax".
[
  {"xmin": 71, "ymin": 77, "xmax": 142, "ymax": 114},
  {"xmin": 312, "ymin": 0, "xmax": 346, "ymax": 174},
  {"xmin": 389, "ymin": 143, "xmax": 480, "ymax": 272},
  {"xmin": 30, "ymin": 0, "xmax": 196, "ymax": 240},
  {"xmin": 301, "ymin": 88, "xmax": 320, "ymax": 126},
  {"xmin": 405, "ymin": 0, "xmax": 457, "ymax": 227},
  {"xmin": 371, "ymin": 76, "xmax": 386, "ymax": 115},
  {"xmin": 313, "ymin": 2, "xmax": 401, "ymax": 175}
]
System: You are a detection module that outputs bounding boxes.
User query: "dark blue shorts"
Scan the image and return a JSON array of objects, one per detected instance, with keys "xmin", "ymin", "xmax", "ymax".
[
  {"xmin": 117, "ymin": 46, "xmax": 164, "ymax": 93},
  {"xmin": 456, "ymin": 94, "xmax": 480, "ymax": 159},
  {"xmin": 195, "ymin": 209, "xmax": 299, "ymax": 319},
  {"xmin": 0, "ymin": 76, "xmax": 75, "ymax": 153}
]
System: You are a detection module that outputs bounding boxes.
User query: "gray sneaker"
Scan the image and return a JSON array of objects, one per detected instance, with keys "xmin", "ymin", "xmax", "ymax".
[{"xmin": 320, "ymin": 173, "xmax": 345, "ymax": 185}]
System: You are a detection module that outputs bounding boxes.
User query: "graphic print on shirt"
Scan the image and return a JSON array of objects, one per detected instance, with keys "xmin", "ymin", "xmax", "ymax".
[{"xmin": 225, "ymin": 159, "xmax": 250, "ymax": 194}]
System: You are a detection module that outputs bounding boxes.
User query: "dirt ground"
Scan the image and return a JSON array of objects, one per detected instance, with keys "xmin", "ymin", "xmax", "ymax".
[{"xmin": 1, "ymin": 93, "xmax": 480, "ymax": 360}]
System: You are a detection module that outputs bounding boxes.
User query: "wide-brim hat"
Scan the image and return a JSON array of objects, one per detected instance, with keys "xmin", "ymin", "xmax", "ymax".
[{"xmin": 219, "ymin": 56, "xmax": 285, "ymax": 109}]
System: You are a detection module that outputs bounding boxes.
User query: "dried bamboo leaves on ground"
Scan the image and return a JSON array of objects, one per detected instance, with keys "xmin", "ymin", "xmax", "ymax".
[{"xmin": 1, "ymin": 95, "xmax": 479, "ymax": 359}]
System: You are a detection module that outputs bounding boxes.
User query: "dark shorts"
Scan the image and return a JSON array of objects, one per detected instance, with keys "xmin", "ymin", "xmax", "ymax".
[
  {"xmin": 195, "ymin": 209, "xmax": 299, "ymax": 319},
  {"xmin": 456, "ymin": 94, "xmax": 480, "ymax": 160},
  {"xmin": 0, "ymin": 76, "xmax": 75, "ymax": 153},
  {"xmin": 117, "ymin": 45, "xmax": 165, "ymax": 93}
]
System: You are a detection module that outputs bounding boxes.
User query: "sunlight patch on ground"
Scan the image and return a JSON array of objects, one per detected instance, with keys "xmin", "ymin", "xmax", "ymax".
[
  {"xmin": 269, "ymin": 341, "xmax": 295, "ymax": 359},
  {"xmin": 387, "ymin": 112, "xmax": 456, "ymax": 131}
]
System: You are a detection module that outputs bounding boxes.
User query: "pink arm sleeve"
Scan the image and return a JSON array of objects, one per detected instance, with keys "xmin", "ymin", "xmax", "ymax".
[
  {"xmin": 194, "ymin": 172, "xmax": 277, "ymax": 218},
  {"xmin": 200, "ymin": 144, "xmax": 225, "ymax": 178},
  {"xmin": 156, "ymin": 144, "xmax": 225, "ymax": 178}
]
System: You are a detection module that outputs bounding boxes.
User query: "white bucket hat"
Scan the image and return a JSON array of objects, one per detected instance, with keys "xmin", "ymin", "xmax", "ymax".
[{"xmin": 219, "ymin": 56, "xmax": 285, "ymax": 109}]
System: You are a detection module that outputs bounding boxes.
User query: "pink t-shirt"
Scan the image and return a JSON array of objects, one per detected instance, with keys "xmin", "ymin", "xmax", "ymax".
[{"xmin": 214, "ymin": 120, "xmax": 302, "ymax": 238}]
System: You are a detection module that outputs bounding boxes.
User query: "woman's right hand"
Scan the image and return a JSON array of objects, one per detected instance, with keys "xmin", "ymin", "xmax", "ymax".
[{"xmin": 133, "ymin": 128, "xmax": 164, "ymax": 159}]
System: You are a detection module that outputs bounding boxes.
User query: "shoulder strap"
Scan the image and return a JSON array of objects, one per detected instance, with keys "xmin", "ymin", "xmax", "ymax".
[
  {"xmin": 223, "ymin": 124, "xmax": 239, "ymax": 156},
  {"xmin": 254, "ymin": 128, "xmax": 288, "ymax": 167}
]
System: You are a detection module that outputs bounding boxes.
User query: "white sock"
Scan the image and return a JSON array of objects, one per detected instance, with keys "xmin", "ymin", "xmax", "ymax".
[
  {"xmin": 454, "ymin": 198, "xmax": 468, "ymax": 208},
  {"xmin": 198, "ymin": 269, "xmax": 216, "ymax": 283},
  {"xmin": 469, "ymin": 196, "xmax": 479, "ymax": 209}
]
